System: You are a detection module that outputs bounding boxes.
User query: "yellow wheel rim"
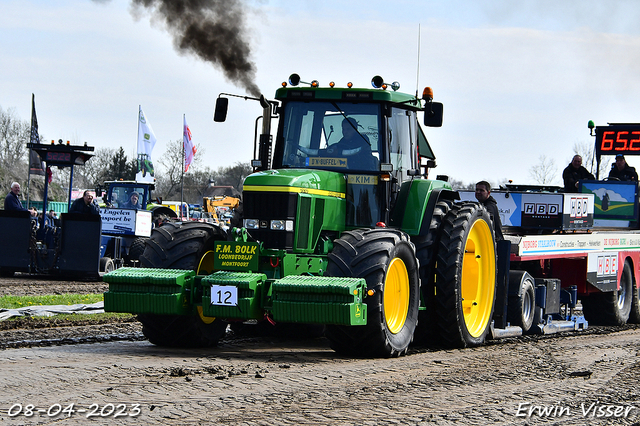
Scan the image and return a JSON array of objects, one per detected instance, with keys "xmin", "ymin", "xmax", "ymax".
[
  {"xmin": 383, "ymin": 257, "xmax": 410, "ymax": 334},
  {"xmin": 197, "ymin": 250, "xmax": 216, "ymax": 275},
  {"xmin": 197, "ymin": 305, "xmax": 216, "ymax": 324},
  {"xmin": 461, "ymin": 219, "xmax": 496, "ymax": 338},
  {"xmin": 197, "ymin": 250, "xmax": 217, "ymax": 324}
]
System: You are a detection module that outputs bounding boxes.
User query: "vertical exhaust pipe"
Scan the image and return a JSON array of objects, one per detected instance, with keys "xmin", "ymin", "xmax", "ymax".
[{"xmin": 257, "ymin": 95, "xmax": 273, "ymax": 171}]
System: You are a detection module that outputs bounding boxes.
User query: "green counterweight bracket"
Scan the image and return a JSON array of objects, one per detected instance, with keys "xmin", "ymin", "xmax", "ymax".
[{"xmin": 232, "ymin": 227, "xmax": 249, "ymax": 242}]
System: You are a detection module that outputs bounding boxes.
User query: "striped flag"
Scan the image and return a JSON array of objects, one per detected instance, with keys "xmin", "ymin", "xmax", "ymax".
[{"xmin": 183, "ymin": 115, "xmax": 196, "ymax": 172}]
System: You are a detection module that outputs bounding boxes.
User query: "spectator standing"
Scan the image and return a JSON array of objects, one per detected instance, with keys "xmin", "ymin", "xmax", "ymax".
[
  {"xmin": 69, "ymin": 191, "xmax": 100, "ymax": 215},
  {"xmin": 475, "ymin": 181, "xmax": 503, "ymax": 241},
  {"xmin": 4, "ymin": 182, "xmax": 27, "ymax": 211},
  {"xmin": 562, "ymin": 155, "xmax": 594, "ymax": 192}
]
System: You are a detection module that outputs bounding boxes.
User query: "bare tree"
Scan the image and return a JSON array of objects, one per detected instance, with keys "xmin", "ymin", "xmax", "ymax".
[
  {"xmin": 80, "ymin": 147, "xmax": 118, "ymax": 187},
  {"xmin": 0, "ymin": 106, "xmax": 30, "ymax": 194},
  {"xmin": 529, "ymin": 155, "xmax": 559, "ymax": 185},
  {"xmin": 447, "ymin": 178, "xmax": 475, "ymax": 191},
  {"xmin": 211, "ymin": 162, "xmax": 253, "ymax": 192},
  {"xmin": 155, "ymin": 138, "xmax": 205, "ymax": 201},
  {"xmin": 572, "ymin": 141, "xmax": 609, "ymax": 179}
]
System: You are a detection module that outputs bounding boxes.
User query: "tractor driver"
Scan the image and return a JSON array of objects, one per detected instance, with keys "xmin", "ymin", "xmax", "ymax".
[
  {"xmin": 122, "ymin": 191, "xmax": 142, "ymax": 210},
  {"xmin": 328, "ymin": 118, "xmax": 377, "ymax": 170}
]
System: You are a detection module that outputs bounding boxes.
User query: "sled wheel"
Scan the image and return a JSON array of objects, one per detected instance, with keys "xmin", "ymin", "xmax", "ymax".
[
  {"xmin": 629, "ymin": 284, "xmax": 640, "ymax": 324},
  {"xmin": 411, "ymin": 199, "xmax": 453, "ymax": 345},
  {"xmin": 630, "ymin": 269, "xmax": 640, "ymax": 324},
  {"xmin": 325, "ymin": 229, "xmax": 420, "ymax": 357},
  {"xmin": 582, "ymin": 259, "xmax": 633, "ymax": 326},
  {"xmin": 99, "ymin": 257, "xmax": 115, "ymax": 274},
  {"xmin": 137, "ymin": 221, "xmax": 228, "ymax": 347},
  {"xmin": 507, "ymin": 270, "xmax": 536, "ymax": 333},
  {"xmin": 434, "ymin": 203, "xmax": 497, "ymax": 347}
]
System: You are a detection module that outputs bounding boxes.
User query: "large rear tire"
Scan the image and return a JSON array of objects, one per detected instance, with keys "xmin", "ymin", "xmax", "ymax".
[
  {"xmin": 582, "ymin": 259, "xmax": 632, "ymax": 326},
  {"xmin": 137, "ymin": 221, "xmax": 228, "ymax": 347},
  {"xmin": 127, "ymin": 237, "xmax": 146, "ymax": 264},
  {"xmin": 411, "ymin": 199, "xmax": 452, "ymax": 346},
  {"xmin": 325, "ymin": 229, "xmax": 420, "ymax": 358},
  {"xmin": 434, "ymin": 203, "xmax": 497, "ymax": 348}
]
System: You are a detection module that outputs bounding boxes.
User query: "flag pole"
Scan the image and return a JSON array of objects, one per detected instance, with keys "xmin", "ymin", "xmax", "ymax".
[
  {"xmin": 181, "ymin": 114, "xmax": 185, "ymax": 220},
  {"xmin": 136, "ymin": 105, "xmax": 140, "ymax": 182},
  {"xmin": 26, "ymin": 94, "xmax": 35, "ymax": 208}
]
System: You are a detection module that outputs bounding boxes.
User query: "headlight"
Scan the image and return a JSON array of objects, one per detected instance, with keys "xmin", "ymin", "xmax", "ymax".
[
  {"xmin": 270, "ymin": 220, "xmax": 285, "ymax": 230},
  {"xmin": 244, "ymin": 219, "xmax": 259, "ymax": 229},
  {"xmin": 270, "ymin": 220, "xmax": 294, "ymax": 231}
]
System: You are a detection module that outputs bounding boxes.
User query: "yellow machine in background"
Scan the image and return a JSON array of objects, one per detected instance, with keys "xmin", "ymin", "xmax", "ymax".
[{"xmin": 202, "ymin": 195, "xmax": 240, "ymax": 226}]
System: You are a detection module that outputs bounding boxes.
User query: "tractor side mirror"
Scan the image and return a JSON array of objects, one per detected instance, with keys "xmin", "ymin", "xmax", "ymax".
[
  {"xmin": 423, "ymin": 102, "xmax": 443, "ymax": 127},
  {"xmin": 214, "ymin": 97, "xmax": 229, "ymax": 122},
  {"xmin": 95, "ymin": 184, "xmax": 103, "ymax": 198}
]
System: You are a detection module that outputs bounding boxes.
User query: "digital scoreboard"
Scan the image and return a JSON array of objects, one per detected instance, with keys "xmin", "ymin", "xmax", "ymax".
[
  {"xmin": 594, "ymin": 124, "xmax": 640, "ymax": 157},
  {"xmin": 27, "ymin": 142, "xmax": 94, "ymax": 167}
]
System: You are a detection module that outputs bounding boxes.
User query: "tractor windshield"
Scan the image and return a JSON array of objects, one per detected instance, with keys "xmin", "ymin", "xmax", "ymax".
[
  {"xmin": 278, "ymin": 101, "xmax": 382, "ymax": 172},
  {"xmin": 108, "ymin": 185, "xmax": 148, "ymax": 209}
]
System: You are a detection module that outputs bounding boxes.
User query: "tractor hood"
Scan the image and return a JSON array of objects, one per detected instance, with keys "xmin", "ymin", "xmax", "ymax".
[
  {"xmin": 243, "ymin": 169, "xmax": 346, "ymax": 197},
  {"xmin": 241, "ymin": 169, "xmax": 347, "ymax": 253}
]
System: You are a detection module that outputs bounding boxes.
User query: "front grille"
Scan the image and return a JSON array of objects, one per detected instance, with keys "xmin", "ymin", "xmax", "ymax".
[{"xmin": 244, "ymin": 191, "xmax": 297, "ymax": 249}]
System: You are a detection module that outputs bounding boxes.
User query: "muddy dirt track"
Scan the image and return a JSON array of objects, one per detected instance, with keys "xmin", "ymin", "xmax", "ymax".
[{"xmin": 1, "ymin": 275, "xmax": 640, "ymax": 425}]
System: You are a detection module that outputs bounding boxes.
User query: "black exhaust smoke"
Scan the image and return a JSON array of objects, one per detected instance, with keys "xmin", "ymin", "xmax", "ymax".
[{"xmin": 126, "ymin": 0, "xmax": 261, "ymax": 97}]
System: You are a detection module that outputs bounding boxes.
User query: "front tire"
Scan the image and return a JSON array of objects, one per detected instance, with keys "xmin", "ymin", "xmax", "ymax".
[
  {"xmin": 100, "ymin": 257, "xmax": 115, "ymax": 274},
  {"xmin": 138, "ymin": 221, "xmax": 228, "ymax": 347},
  {"xmin": 434, "ymin": 203, "xmax": 497, "ymax": 348},
  {"xmin": 325, "ymin": 229, "xmax": 420, "ymax": 358}
]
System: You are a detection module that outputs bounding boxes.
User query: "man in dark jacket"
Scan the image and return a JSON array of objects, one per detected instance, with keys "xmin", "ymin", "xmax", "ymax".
[
  {"xmin": 69, "ymin": 190, "xmax": 100, "ymax": 215},
  {"xmin": 475, "ymin": 181, "xmax": 503, "ymax": 241},
  {"xmin": 4, "ymin": 182, "xmax": 27, "ymax": 211},
  {"xmin": 608, "ymin": 154, "xmax": 638, "ymax": 181},
  {"xmin": 562, "ymin": 155, "xmax": 594, "ymax": 192}
]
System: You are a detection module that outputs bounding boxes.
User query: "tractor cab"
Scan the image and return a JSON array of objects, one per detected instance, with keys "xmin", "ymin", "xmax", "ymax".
[{"xmin": 271, "ymin": 76, "xmax": 440, "ymax": 228}]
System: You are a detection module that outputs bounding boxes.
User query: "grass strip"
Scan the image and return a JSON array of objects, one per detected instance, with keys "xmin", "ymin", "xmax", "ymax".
[
  {"xmin": 0, "ymin": 293, "xmax": 104, "ymax": 310},
  {"xmin": 1, "ymin": 312, "xmax": 136, "ymax": 329}
]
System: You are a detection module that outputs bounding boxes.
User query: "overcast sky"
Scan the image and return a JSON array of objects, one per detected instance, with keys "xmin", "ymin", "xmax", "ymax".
[{"xmin": 2, "ymin": 0, "xmax": 640, "ymax": 186}]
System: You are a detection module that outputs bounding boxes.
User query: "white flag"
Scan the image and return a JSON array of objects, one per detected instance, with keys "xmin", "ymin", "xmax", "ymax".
[
  {"xmin": 136, "ymin": 106, "xmax": 157, "ymax": 183},
  {"xmin": 184, "ymin": 115, "xmax": 196, "ymax": 172}
]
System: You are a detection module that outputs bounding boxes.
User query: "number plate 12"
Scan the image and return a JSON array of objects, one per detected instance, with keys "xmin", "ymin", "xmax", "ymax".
[{"xmin": 210, "ymin": 285, "xmax": 239, "ymax": 306}]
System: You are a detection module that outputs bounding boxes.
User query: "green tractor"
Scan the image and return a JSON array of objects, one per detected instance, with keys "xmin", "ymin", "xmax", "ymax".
[{"xmin": 104, "ymin": 74, "xmax": 498, "ymax": 357}]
